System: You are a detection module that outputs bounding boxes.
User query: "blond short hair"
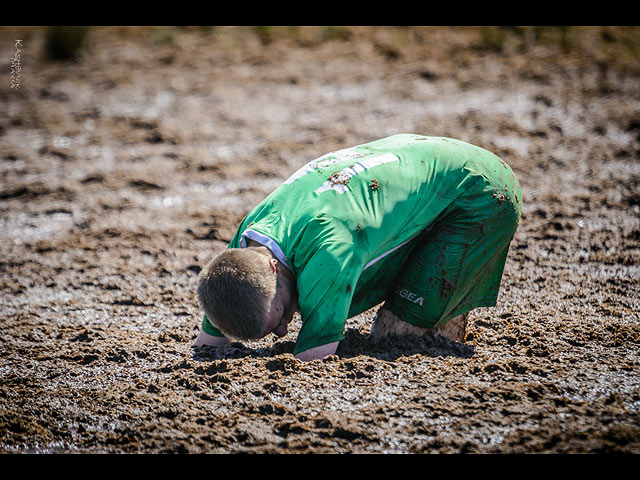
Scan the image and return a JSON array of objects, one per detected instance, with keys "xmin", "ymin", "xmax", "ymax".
[{"xmin": 196, "ymin": 248, "xmax": 277, "ymax": 340}]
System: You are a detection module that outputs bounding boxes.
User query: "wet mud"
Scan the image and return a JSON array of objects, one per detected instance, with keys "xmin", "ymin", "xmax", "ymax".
[{"xmin": 1, "ymin": 26, "xmax": 639, "ymax": 453}]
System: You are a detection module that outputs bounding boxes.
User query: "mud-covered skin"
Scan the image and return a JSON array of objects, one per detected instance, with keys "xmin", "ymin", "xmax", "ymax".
[{"xmin": 1, "ymin": 26, "xmax": 639, "ymax": 453}]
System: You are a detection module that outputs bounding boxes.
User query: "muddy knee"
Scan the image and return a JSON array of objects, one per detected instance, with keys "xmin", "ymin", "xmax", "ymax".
[
  {"xmin": 370, "ymin": 306, "xmax": 434, "ymax": 340},
  {"xmin": 432, "ymin": 313, "xmax": 469, "ymax": 343}
]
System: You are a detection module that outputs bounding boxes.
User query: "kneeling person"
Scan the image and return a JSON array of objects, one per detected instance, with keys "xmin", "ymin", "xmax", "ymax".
[{"xmin": 193, "ymin": 134, "xmax": 522, "ymax": 361}]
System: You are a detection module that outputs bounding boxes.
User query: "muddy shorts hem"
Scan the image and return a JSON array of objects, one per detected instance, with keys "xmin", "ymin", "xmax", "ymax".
[{"xmin": 384, "ymin": 174, "xmax": 521, "ymax": 329}]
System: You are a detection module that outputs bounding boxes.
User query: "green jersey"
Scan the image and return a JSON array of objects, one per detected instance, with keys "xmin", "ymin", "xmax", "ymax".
[{"xmin": 202, "ymin": 134, "xmax": 521, "ymax": 355}]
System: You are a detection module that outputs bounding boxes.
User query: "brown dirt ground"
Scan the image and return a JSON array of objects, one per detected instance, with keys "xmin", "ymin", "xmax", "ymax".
[{"xmin": 1, "ymin": 26, "xmax": 639, "ymax": 454}]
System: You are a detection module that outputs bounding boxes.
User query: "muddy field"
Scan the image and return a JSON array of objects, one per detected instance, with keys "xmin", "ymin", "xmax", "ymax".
[{"xmin": 1, "ymin": 26, "xmax": 639, "ymax": 454}]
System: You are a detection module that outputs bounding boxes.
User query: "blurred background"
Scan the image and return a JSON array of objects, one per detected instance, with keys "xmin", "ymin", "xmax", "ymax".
[{"xmin": 2, "ymin": 26, "xmax": 638, "ymax": 224}]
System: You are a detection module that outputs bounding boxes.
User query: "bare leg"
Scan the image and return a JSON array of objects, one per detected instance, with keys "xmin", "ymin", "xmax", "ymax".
[{"xmin": 370, "ymin": 307, "xmax": 469, "ymax": 343}]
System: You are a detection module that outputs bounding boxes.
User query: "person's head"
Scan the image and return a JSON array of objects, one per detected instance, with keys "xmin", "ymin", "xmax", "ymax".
[{"xmin": 196, "ymin": 247, "xmax": 298, "ymax": 340}]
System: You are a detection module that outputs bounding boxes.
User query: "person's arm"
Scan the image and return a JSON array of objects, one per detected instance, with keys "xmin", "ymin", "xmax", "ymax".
[
  {"xmin": 192, "ymin": 327, "xmax": 231, "ymax": 347},
  {"xmin": 294, "ymin": 341, "xmax": 339, "ymax": 361},
  {"xmin": 292, "ymin": 240, "xmax": 364, "ymax": 362}
]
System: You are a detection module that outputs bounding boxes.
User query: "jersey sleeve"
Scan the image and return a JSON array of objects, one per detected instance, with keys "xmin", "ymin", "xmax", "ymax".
[
  {"xmin": 293, "ymin": 242, "xmax": 364, "ymax": 356},
  {"xmin": 201, "ymin": 313, "xmax": 225, "ymax": 337}
]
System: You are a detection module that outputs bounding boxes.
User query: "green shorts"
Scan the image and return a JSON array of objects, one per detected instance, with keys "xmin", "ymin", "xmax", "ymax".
[{"xmin": 381, "ymin": 163, "xmax": 522, "ymax": 328}]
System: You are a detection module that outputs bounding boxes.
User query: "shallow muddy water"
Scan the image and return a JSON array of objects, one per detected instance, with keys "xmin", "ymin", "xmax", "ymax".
[{"xmin": 1, "ymin": 26, "xmax": 639, "ymax": 453}]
